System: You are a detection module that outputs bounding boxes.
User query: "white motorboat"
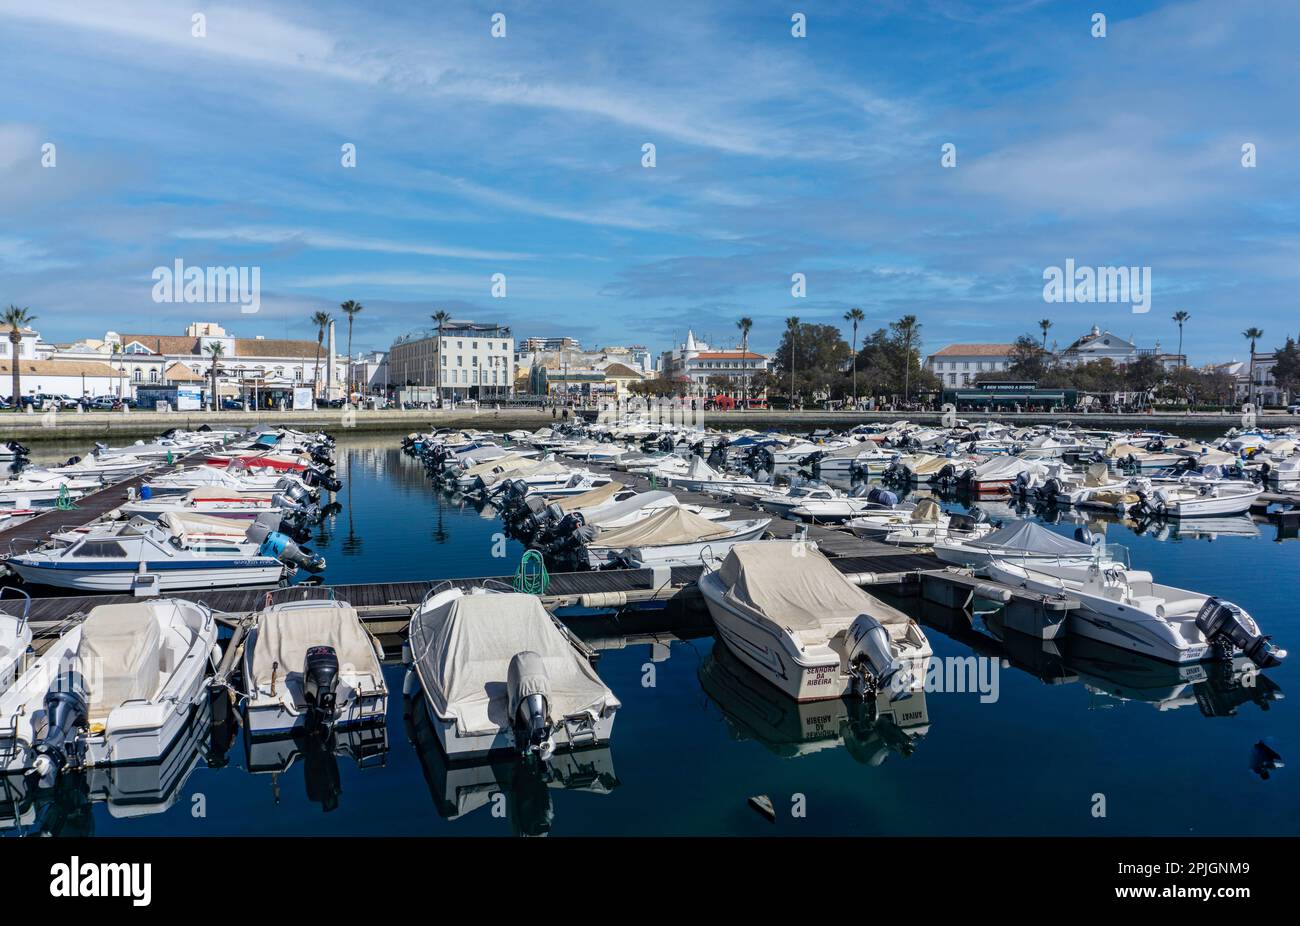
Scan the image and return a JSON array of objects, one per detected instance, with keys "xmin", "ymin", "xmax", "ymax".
[
  {"xmin": 241, "ymin": 596, "xmax": 387, "ymax": 738},
  {"xmin": 41, "ymin": 454, "xmax": 153, "ymax": 480},
  {"xmin": 145, "ymin": 464, "xmax": 309, "ymax": 496},
  {"xmin": 404, "ymin": 586, "xmax": 620, "ymax": 760},
  {"xmin": 118, "ymin": 486, "xmax": 290, "ymax": 521},
  {"xmin": 846, "ymin": 498, "xmax": 993, "ymax": 547},
  {"xmin": 583, "ymin": 506, "xmax": 769, "ymax": 568},
  {"xmin": 984, "ymin": 559, "xmax": 1286, "ymax": 667},
  {"xmin": 1142, "ymin": 480, "xmax": 1263, "ymax": 518},
  {"xmin": 788, "ymin": 495, "xmax": 897, "ymax": 523},
  {"xmin": 3, "ymin": 512, "xmax": 320, "ymax": 592},
  {"xmin": 665, "ymin": 456, "xmax": 771, "ymax": 495},
  {"xmin": 935, "ymin": 520, "xmax": 1112, "ymax": 569},
  {"xmin": 581, "ymin": 490, "xmax": 729, "ymax": 528},
  {"xmin": 0, "ymin": 598, "xmax": 219, "ymax": 787},
  {"xmin": 699, "ymin": 541, "xmax": 932, "ymax": 702}
]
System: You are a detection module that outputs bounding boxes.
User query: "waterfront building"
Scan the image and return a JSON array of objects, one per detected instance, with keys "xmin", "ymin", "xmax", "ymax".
[
  {"xmin": 926, "ymin": 343, "xmax": 1015, "ymax": 387},
  {"xmin": 388, "ymin": 320, "xmax": 514, "ymax": 401},
  {"xmin": 659, "ymin": 330, "xmax": 769, "ymax": 397}
]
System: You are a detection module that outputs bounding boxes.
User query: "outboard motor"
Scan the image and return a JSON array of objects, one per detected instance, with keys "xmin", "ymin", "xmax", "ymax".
[
  {"xmin": 507, "ymin": 651, "xmax": 553, "ymax": 759},
  {"xmin": 866, "ymin": 486, "xmax": 898, "ymax": 508},
  {"xmin": 28, "ymin": 671, "xmax": 89, "ymax": 789},
  {"xmin": 1195, "ymin": 598, "xmax": 1287, "ymax": 668},
  {"xmin": 6, "ymin": 440, "xmax": 29, "ymax": 457},
  {"xmin": 302, "ymin": 645, "xmax": 340, "ymax": 732},
  {"xmin": 1073, "ymin": 525, "xmax": 1095, "ymax": 545},
  {"xmin": 533, "ymin": 522, "xmax": 596, "ymax": 558},
  {"xmin": 63, "ymin": 455, "xmax": 81, "ymax": 467},
  {"xmin": 249, "ymin": 521, "xmax": 327, "ymax": 573},
  {"xmin": 302, "ymin": 466, "xmax": 342, "ymax": 493},
  {"xmin": 845, "ymin": 614, "xmax": 908, "ymax": 697}
]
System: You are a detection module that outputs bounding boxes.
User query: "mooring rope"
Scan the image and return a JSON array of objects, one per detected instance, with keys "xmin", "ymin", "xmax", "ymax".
[{"xmin": 56, "ymin": 484, "xmax": 79, "ymax": 510}]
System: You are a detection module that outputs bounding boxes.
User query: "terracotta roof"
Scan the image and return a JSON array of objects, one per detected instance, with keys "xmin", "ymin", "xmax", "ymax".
[
  {"xmin": 0, "ymin": 360, "xmax": 126, "ymax": 377},
  {"xmin": 234, "ymin": 338, "xmax": 320, "ymax": 359},
  {"xmin": 930, "ymin": 343, "xmax": 1015, "ymax": 357},
  {"xmin": 163, "ymin": 361, "xmax": 205, "ymax": 382},
  {"xmin": 599, "ymin": 362, "xmax": 644, "ymax": 378},
  {"xmin": 119, "ymin": 334, "xmax": 200, "ymax": 355},
  {"xmin": 693, "ymin": 351, "xmax": 764, "ymax": 359}
]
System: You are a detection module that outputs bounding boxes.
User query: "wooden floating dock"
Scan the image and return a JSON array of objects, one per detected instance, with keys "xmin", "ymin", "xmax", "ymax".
[
  {"xmin": 11, "ymin": 446, "xmax": 1079, "ymax": 653},
  {"xmin": 0, "ymin": 452, "xmax": 207, "ymax": 555}
]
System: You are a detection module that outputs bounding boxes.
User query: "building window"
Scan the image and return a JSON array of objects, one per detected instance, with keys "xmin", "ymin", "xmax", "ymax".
[{"xmin": 149, "ymin": 370, "xmax": 158, "ymax": 383}]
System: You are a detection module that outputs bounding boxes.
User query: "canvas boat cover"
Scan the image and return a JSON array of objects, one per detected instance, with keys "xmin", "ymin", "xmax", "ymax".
[
  {"xmin": 1265, "ymin": 438, "xmax": 1295, "ymax": 454},
  {"xmin": 77, "ymin": 603, "xmax": 162, "ymax": 719},
  {"xmin": 461, "ymin": 453, "xmax": 529, "ymax": 478},
  {"xmin": 592, "ymin": 506, "xmax": 736, "ymax": 548},
  {"xmin": 160, "ymin": 511, "xmax": 253, "ymax": 539},
  {"xmin": 963, "ymin": 520, "xmax": 1093, "ymax": 556},
  {"xmin": 584, "ymin": 491, "xmax": 677, "ymax": 527},
  {"xmin": 185, "ymin": 486, "xmax": 275, "ymax": 502},
  {"xmin": 973, "ymin": 456, "xmax": 1032, "ymax": 479},
  {"xmin": 410, "ymin": 592, "xmax": 618, "ymax": 737},
  {"xmin": 910, "ymin": 499, "xmax": 942, "ymax": 522},
  {"xmin": 249, "ymin": 604, "xmax": 381, "ymax": 694},
  {"xmin": 715, "ymin": 541, "xmax": 913, "ymax": 645},
  {"xmin": 551, "ymin": 480, "xmax": 624, "ymax": 513},
  {"xmin": 683, "ymin": 456, "xmax": 721, "ymax": 480},
  {"xmin": 1082, "ymin": 463, "xmax": 1112, "ymax": 487}
]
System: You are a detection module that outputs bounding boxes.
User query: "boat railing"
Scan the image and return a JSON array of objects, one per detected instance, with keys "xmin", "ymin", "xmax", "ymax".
[
  {"xmin": 261, "ymin": 585, "xmax": 337, "ymax": 609},
  {"xmin": 0, "ymin": 587, "xmax": 32, "ymax": 631}
]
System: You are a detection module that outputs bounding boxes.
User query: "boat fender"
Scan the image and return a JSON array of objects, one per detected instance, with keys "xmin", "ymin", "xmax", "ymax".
[
  {"xmin": 507, "ymin": 651, "xmax": 554, "ymax": 758},
  {"xmin": 845, "ymin": 613, "xmax": 907, "ymax": 696},
  {"xmin": 29, "ymin": 670, "xmax": 89, "ymax": 788}
]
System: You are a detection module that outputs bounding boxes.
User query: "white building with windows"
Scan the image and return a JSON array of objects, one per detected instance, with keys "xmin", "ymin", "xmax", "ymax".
[
  {"xmin": 926, "ymin": 344, "xmax": 1014, "ymax": 387},
  {"xmin": 659, "ymin": 330, "xmax": 769, "ymax": 396},
  {"xmin": 388, "ymin": 321, "xmax": 514, "ymax": 400}
]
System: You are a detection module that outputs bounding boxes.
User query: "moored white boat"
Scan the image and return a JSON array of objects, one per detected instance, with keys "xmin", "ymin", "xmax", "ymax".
[
  {"xmin": 699, "ymin": 541, "xmax": 932, "ymax": 702},
  {"xmin": 404, "ymin": 586, "xmax": 620, "ymax": 760}
]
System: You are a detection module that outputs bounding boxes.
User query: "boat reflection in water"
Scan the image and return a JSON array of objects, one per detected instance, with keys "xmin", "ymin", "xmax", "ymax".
[
  {"xmin": 0, "ymin": 689, "xmax": 221, "ymax": 836},
  {"xmin": 404, "ymin": 695, "xmax": 618, "ymax": 836},
  {"xmin": 698, "ymin": 641, "xmax": 930, "ymax": 765},
  {"xmin": 243, "ymin": 718, "xmax": 388, "ymax": 813},
  {"xmin": 980, "ymin": 611, "xmax": 1283, "ymax": 716}
]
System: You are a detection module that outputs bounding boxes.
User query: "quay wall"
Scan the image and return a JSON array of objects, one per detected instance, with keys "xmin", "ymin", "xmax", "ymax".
[{"xmin": 0, "ymin": 407, "xmax": 1294, "ymax": 443}]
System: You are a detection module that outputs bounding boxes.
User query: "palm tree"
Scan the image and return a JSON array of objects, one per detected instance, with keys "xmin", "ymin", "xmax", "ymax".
[
  {"xmin": 339, "ymin": 300, "xmax": 363, "ymax": 400},
  {"xmin": 311, "ymin": 311, "xmax": 331, "ymax": 399},
  {"xmin": 1038, "ymin": 318, "xmax": 1052, "ymax": 351},
  {"xmin": 736, "ymin": 316, "xmax": 753, "ymax": 409},
  {"xmin": 204, "ymin": 341, "xmax": 225, "ymax": 411},
  {"xmin": 895, "ymin": 314, "xmax": 920, "ymax": 404},
  {"xmin": 1, "ymin": 305, "xmax": 34, "ymax": 411},
  {"xmin": 844, "ymin": 307, "xmax": 865, "ymax": 408},
  {"xmin": 785, "ymin": 316, "xmax": 800, "ymax": 407},
  {"xmin": 1172, "ymin": 311, "xmax": 1190, "ymax": 368},
  {"xmin": 1243, "ymin": 326, "xmax": 1264, "ymax": 407},
  {"xmin": 432, "ymin": 310, "xmax": 451, "ymax": 405}
]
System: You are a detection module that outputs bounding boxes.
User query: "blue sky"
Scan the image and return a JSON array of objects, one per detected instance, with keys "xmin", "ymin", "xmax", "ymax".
[{"xmin": 1, "ymin": 0, "xmax": 1296, "ymax": 364}]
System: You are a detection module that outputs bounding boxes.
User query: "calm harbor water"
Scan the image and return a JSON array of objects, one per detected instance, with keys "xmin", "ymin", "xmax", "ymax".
[{"xmin": 4, "ymin": 434, "xmax": 1298, "ymax": 836}]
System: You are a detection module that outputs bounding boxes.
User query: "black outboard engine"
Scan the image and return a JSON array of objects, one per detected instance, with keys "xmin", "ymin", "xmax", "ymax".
[
  {"xmin": 1195, "ymin": 598, "xmax": 1286, "ymax": 668},
  {"xmin": 64, "ymin": 455, "xmax": 81, "ymax": 467},
  {"xmin": 29, "ymin": 671, "xmax": 89, "ymax": 789},
  {"xmin": 1074, "ymin": 525, "xmax": 1095, "ymax": 545},
  {"xmin": 6, "ymin": 440, "xmax": 29, "ymax": 457},
  {"xmin": 533, "ymin": 522, "xmax": 595, "ymax": 558},
  {"xmin": 302, "ymin": 466, "xmax": 342, "ymax": 493},
  {"xmin": 507, "ymin": 651, "xmax": 553, "ymax": 758},
  {"xmin": 302, "ymin": 645, "xmax": 341, "ymax": 733}
]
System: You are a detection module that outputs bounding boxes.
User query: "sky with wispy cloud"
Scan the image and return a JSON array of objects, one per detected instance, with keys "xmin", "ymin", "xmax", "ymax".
[{"xmin": 1, "ymin": 0, "xmax": 1296, "ymax": 363}]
